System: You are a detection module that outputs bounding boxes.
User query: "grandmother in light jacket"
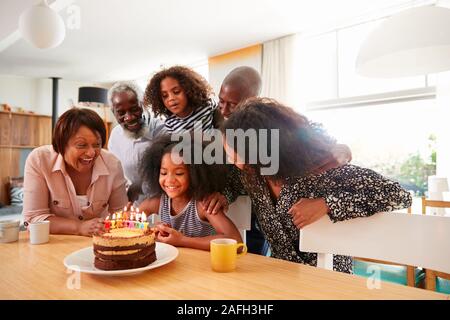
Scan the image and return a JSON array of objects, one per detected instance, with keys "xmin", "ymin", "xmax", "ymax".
[{"xmin": 23, "ymin": 108, "xmax": 128, "ymax": 236}]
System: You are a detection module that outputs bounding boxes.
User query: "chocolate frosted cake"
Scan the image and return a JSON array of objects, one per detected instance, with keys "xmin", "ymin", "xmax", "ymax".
[{"xmin": 93, "ymin": 228, "xmax": 157, "ymax": 270}]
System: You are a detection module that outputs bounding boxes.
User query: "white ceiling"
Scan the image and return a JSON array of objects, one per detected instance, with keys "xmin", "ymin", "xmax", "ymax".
[{"xmin": 0, "ymin": 0, "xmax": 413, "ymax": 83}]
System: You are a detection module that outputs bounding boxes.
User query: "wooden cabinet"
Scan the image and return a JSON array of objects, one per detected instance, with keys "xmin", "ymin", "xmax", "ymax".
[
  {"xmin": 1, "ymin": 112, "xmax": 52, "ymax": 148},
  {"xmin": 0, "ymin": 111, "xmax": 52, "ymax": 205}
]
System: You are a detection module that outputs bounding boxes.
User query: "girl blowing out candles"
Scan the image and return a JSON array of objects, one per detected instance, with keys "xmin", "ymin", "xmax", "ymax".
[{"xmin": 138, "ymin": 134, "xmax": 241, "ymax": 251}]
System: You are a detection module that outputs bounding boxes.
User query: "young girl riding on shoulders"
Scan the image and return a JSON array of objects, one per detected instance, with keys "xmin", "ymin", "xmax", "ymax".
[
  {"xmin": 144, "ymin": 65, "xmax": 221, "ymax": 133},
  {"xmin": 139, "ymin": 134, "xmax": 241, "ymax": 251}
]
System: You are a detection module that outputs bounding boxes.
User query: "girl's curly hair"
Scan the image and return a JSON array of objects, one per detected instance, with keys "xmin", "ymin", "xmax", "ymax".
[
  {"xmin": 221, "ymin": 97, "xmax": 337, "ymax": 180},
  {"xmin": 144, "ymin": 65, "xmax": 214, "ymax": 117},
  {"xmin": 140, "ymin": 133, "xmax": 227, "ymax": 200}
]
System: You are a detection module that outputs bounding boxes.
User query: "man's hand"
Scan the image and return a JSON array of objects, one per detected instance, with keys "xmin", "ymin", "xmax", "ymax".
[
  {"xmin": 200, "ymin": 192, "xmax": 229, "ymax": 215},
  {"xmin": 288, "ymin": 198, "xmax": 330, "ymax": 229}
]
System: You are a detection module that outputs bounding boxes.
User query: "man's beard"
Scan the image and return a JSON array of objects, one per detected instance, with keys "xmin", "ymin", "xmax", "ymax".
[{"xmin": 123, "ymin": 119, "xmax": 147, "ymax": 139}]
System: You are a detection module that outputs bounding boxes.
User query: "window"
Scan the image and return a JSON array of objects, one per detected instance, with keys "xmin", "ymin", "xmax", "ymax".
[
  {"xmin": 305, "ymin": 98, "xmax": 437, "ymax": 195},
  {"xmin": 293, "ymin": 17, "xmax": 438, "ymax": 197}
]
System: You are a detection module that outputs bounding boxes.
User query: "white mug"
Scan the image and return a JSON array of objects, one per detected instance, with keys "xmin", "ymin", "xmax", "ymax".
[
  {"xmin": 29, "ymin": 221, "xmax": 50, "ymax": 245},
  {"xmin": 0, "ymin": 220, "xmax": 20, "ymax": 243}
]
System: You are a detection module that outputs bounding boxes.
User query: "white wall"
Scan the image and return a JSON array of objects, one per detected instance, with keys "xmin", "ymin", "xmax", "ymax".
[
  {"xmin": 0, "ymin": 75, "xmax": 37, "ymax": 112},
  {"xmin": 208, "ymin": 45, "xmax": 262, "ymax": 97},
  {"xmin": 35, "ymin": 78, "xmax": 80, "ymax": 116},
  {"xmin": 0, "ymin": 75, "xmax": 114, "ymax": 122}
]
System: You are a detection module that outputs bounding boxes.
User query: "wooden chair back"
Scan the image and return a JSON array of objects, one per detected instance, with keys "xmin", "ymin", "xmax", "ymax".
[{"xmin": 421, "ymin": 197, "xmax": 450, "ymax": 291}]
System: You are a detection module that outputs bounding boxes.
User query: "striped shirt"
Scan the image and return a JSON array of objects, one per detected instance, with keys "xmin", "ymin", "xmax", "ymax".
[
  {"xmin": 164, "ymin": 101, "xmax": 217, "ymax": 134},
  {"xmin": 158, "ymin": 193, "xmax": 216, "ymax": 238}
]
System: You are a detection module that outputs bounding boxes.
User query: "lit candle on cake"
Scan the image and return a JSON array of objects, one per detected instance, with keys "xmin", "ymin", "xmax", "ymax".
[
  {"xmin": 104, "ymin": 216, "xmax": 111, "ymax": 231},
  {"xmin": 122, "ymin": 206, "xmax": 129, "ymax": 226},
  {"xmin": 141, "ymin": 212, "xmax": 148, "ymax": 230},
  {"xmin": 120, "ymin": 211, "xmax": 125, "ymax": 227},
  {"xmin": 116, "ymin": 212, "xmax": 123, "ymax": 228},
  {"xmin": 136, "ymin": 208, "xmax": 141, "ymax": 228},
  {"xmin": 135, "ymin": 210, "xmax": 141, "ymax": 229},
  {"xmin": 123, "ymin": 207, "xmax": 129, "ymax": 221},
  {"xmin": 111, "ymin": 213, "xmax": 116, "ymax": 229},
  {"xmin": 129, "ymin": 211, "xmax": 135, "ymax": 228}
]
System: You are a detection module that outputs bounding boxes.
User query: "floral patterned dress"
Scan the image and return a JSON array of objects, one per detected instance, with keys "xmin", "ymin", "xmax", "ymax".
[{"xmin": 223, "ymin": 164, "xmax": 412, "ymax": 273}]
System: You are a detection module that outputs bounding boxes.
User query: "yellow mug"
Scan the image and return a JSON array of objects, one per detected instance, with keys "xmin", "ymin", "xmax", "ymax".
[{"xmin": 210, "ymin": 238, "xmax": 247, "ymax": 272}]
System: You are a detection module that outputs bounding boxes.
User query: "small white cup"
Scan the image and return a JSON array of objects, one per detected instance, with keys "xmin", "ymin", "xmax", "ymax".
[
  {"xmin": 29, "ymin": 221, "xmax": 50, "ymax": 245},
  {"xmin": 0, "ymin": 220, "xmax": 20, "ymax": 243}
]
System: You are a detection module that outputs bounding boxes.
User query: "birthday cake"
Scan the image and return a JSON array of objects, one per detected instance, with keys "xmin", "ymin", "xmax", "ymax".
[{"xmin": 93, "ymin": 209, "xmax": 157, "ymax": 270}]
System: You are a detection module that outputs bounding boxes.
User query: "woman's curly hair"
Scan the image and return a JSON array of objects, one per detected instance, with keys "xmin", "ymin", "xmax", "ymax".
[
  {"xmin": 140, "ymin": 133, "xmax": 227, "ymax": 200},
  {"xmin": 221, "ymin": 97, "xmax": 337, "ymax": 180},
  {"xmin": 144, "ymin": 65, "xmax": 214, "ymax": 117}
]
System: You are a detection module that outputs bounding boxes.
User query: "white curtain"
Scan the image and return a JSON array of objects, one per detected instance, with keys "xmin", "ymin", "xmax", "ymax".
[{"xmin": 261, "ymin": 34, "xmax": 296, "ymax": 107}]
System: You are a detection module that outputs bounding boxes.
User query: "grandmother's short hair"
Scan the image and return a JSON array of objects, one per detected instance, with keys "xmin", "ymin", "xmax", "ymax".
[{"xmin": 52, "ymin": 108, "xmax": 106, "ymax": 154}]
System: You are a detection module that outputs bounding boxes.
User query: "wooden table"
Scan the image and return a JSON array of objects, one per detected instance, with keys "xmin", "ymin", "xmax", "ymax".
[{"xmin": 0, "ymin": 233, "xmax": 448, "ymax": 300}]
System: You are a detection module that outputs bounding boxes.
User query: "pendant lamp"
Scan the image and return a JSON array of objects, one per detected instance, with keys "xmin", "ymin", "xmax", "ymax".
[
  {"xmin": 78, "ymin": 86, "xmax": 110, "ymax": 139},
  {"xmin": 78, "ymin": 87, "xmax": 108, "ymax": 105},
  {"xmin": 19, "ymin": 0, "xmax": 66, "ymax": 49},
  {"xmin": 356, "ymin": 6, "xmax": 450, "ymax": 78}
]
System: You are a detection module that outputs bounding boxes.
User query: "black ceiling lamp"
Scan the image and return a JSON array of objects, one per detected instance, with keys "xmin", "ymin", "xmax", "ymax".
[
  {"xmin": 78, "ymin": 86, "xmax": 110, "ymax": 138},
  {"xmin": 78, "ymin": 86, "xmax": 108, "ymax": 105}
]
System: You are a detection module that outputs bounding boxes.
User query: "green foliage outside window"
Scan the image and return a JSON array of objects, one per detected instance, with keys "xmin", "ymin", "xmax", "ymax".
[{"xmin": 371, "ymin": 135, "xmax": 436, "ymax": 196}]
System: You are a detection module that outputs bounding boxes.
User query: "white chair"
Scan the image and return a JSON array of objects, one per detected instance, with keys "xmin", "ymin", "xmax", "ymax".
[
  {"xmin": 299, "ymin": 212, "xmax": 450, "ymax": 275},
  {"xmin": 352, "ymin": 206, "xmax": 417, "ymax": 287},
  {"xmin": 225, "ymin": 195, "xmax": 252, "ymax": 243}
]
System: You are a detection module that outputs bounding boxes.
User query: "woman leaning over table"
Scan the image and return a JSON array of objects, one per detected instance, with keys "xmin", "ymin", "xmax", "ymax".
[
  {"xmin": 220, "ymin": 97, "xmax": 412, "ymax": 273},
  {"xmin": 23, "ymin": 108, "xmax": 128, "ymax": 236}
]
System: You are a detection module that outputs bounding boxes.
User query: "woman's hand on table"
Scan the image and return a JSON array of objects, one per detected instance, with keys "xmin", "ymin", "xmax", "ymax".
[
  {"xmin": 77, "ymin": 218, "xmax": 105, "ymax": 236},
  {"xmin": 200, "ymin": 192, "xmax": 229, "ymax": 215},
  {"xmin": 288, "ymin": 198, "xmax": 330, "ymax": 229}
]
